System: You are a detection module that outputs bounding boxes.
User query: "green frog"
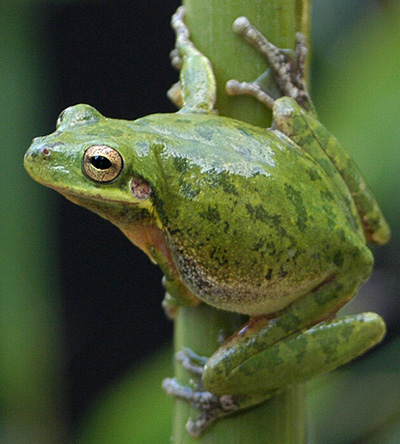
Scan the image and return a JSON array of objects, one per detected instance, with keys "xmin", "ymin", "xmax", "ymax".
[{"xmin": 24, "ymin": 6, "xmax": 390, "ymax": 437}]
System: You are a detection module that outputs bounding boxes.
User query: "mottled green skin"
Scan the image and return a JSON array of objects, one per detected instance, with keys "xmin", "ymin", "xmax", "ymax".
[
  {"xmin": 24, "ymin": 10, "xmax": 390, "ymax": 435},
  {"xmin": 136, "ymin": 111, "xmax": 368, "ymax": 317},
  {"xmin": 273, "ymin": 98, "xmax": 390, "ymax": 245},
  {"xmin": 25, "ymin": 104, "xmax": 373, "ymax": 317}
]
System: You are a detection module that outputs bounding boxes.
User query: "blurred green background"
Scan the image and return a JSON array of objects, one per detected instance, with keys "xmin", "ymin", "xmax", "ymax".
[{"xmin": 1, "ymin": 0, "xmax": 399, "ymax": 443}]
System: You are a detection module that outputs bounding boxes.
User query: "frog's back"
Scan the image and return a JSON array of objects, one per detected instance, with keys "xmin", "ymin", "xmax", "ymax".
[
  {"xmin": 134, "ymin": 113, "xmax": 371, "ymax": 316},
  {"xmin": 133, "ymin": 112, "xmax": 281, "ymax": 178}
]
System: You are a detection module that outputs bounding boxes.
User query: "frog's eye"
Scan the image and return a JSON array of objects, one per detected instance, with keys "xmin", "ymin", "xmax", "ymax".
[
  {"xmin": 82, "ymin": 145, "xmax": 123, "ymax": 183},
  {"xmin": 56, "ymin": 104, "xmax": 102, "ymax": 129}
]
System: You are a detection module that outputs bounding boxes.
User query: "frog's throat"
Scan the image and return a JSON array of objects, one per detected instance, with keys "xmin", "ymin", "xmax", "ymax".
[{"xmin": 119, "ymin": 223, "xmax": 169, "ymax": 264}]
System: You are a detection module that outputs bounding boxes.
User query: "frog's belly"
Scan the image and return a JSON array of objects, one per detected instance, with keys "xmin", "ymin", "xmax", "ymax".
[
  {"xmin": 167, "ymin": 239, "xmax": 336, "ymax": 316},
  {"xmin": 160, "ymin": 131, "xmax": 365, "ymax": 315}
]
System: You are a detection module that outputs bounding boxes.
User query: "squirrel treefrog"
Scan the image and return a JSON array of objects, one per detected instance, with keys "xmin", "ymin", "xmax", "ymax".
[{"xmin": 25, "ymin": 6, "xmax": 390, "ymax": 437}]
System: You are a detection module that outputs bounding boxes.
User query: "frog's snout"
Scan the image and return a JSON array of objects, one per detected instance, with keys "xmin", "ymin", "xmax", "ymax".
[
  {"xmin": 24, "ymin": 137, "xmax": 59, "ymax": 163},
  {"xmin": 24, "ymin": 138, "xmax": 56, "ymax": 179},
  {"xmin": 25, "ymin": 141, "xmax": 52, "ymax": 161}
]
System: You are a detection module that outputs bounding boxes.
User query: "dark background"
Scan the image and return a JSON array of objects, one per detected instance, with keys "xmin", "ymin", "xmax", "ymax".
[{"xmin": 43, "ymin": 1, "xmax": 180, "ymax": 424}]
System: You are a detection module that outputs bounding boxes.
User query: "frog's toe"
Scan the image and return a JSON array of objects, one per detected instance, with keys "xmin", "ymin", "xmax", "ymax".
[
  {"xmin": 162, "ymin": 377, "xmax": 239, "ymax": 437},
  {"xmin": 230, "ymin": 15, "xmax": 313, "ymax": 111},
  {"xmin": 295, "ymin": 32, "xmax": 307, "ymax": 73},
  {"xmin": 186, "ymin": 408, "xmax": 224, "ymax": 438},
  {"xmin": 169, "ymin": 48, "xmax": 183, "ymax": 70},
  {"xmin": 176, "ymin": 347, "xmax": 208, "ymax": 375},
  {"xmin": 162, "ymin": 377, "xmax": 220, "ymax": 409},
  {"xmin": 226, "ymin": 79, "xmax": 275, "ymax": 108},
  {"xmin": 161, "ymin": 291, "xmax": 180, "ymax": 319},
  {"xmin": 186, "ymin": 396, "xmax": 240, "ymax": 437}
]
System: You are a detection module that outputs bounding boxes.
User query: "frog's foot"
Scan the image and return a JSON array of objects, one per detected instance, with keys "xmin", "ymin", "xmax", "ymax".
[
  {"xmin": 162, "ymin": 377, "xmax": 243, "ymax": 438},
  {"xmin": 163, "ymin": 348, "xmax": 266, "ymax": 437},
  {"xmin": 226, "ymin": 17, "xmax": 313, "ymax": 112},
  {"xmin": 163, "ymin": 348, "xmax": 224, "ymax": 437},
  {"xmin": 167, "ymin": 7, "xmax": 188, "ymax": 108},
  {"xmin": 162, "ymin": 349, "xmax": 228, "ymax": 436},
  {"xmin": 161, "ymin": 275, "xmax": 201, "ymax": 319},
  {"xmin": 169, "ymin": 6, "xmax": 216, "ymax": 112},
  {"xmin": 169, "ymin": 6, "xmax": 191, "ymax": 70}
]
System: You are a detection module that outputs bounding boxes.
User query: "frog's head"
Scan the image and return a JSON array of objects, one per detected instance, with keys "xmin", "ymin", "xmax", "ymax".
[{"xmin": 24, "ymin": 104, "xmax": 160, "ymax": 231}]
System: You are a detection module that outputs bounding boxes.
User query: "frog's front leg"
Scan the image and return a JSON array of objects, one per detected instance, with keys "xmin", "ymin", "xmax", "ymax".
[
  {"xmin": 163, "ymin": 273, "xmax": 385, "ymax": 437},
  {"xmin": 226, "ymin": 17, "xmax": 314, "ymax": 113},
  {"xmin": 169, "ymin": 6, "xmax": 216, "ymax": 113}
]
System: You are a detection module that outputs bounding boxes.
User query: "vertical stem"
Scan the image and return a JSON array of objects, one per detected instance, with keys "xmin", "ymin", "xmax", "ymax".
[
  {"xmin": 183, "ymin": 0, "xmax": 311, "ymax": 126},
  {"xmin": 172, "ymin": 1, "xmax": 311, "ymax": 443},
  {"xmin": 173, "ymin": 307, "xmax": 307, "ymax": 444}
]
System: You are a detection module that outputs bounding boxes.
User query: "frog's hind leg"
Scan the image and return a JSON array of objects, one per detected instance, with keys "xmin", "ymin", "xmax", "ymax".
[
  {"xmin": 274, "ymin": 98, "xmax": 391, "ymax": 245},
  {"xmin": 226, "ymin": 17, "xmax": 314, "ymax": 113},
  {"xmin": 164, "ymin": 312, "xmax": 385, "ymax": 437},
  {"xmin": 163, "ymin": 271, "xmax": 386, "ymax": 437},
  {"xmin": 225, "ymin": 15, "xmax": 390, "ymax": 245},
  {"xmin": 169, "ymin": 6, "xmax": 216, "ymax": 113}
]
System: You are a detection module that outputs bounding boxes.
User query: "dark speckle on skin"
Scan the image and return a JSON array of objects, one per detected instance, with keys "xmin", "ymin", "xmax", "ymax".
[
  {"xmin": 223, "ymin": 221, "xmax": 230, "ymax": 233},
  {"xmin": 195, "ymin": 126, "xmax": 214, "ymax": 141},
  {"xmin": 306, "ymin": 168, "xmax": 322, "ymax": 182},
  {"xmin": 320, "ymin": 189, "xmax": 335, "ymax": 201},
  {"xmin": 237, "ymin": 127, "xmax": 255, "ymax": 139},
  {"xmin": 155, "ymin": 197, "xmax": 168, "ymax": 224},
  {"xmin": 339, "ymin": 320, "xmax": 356, "ymax": 342},
  {"xmin": 321, "ymin": 203, "xmax": 337, "ymax": 229},
  {"xmin": 317, "ymin": 157, "xmax": 337, "ymax": 178},
  {"xmin": 180, "ymin": 183, "xmax": 200, "ymax": 199},
  {"xmin": 266, "ymin": 344, "xmax": 284, "ymax": 366},
  {"xmin": 173, "ymin": 156, "xmax": 190, "ymax": 174},
  {"xmin": 287, "ymin": 332, "xmax": 307, "ymax": 361},
  {"xmin": 246, "ymin": 203, "xmax": 286, "ymax": 237},
  {"xmin": 209, "ymin": 247, "xmax": 229, "ymax": 266},
  {"xmin": 337, "ymin": 228, "xmax": 347, "ymax": 242},
  {"xmin": 252, "ymin": 238, "xmax": 266, "ymax": 251},
  {"xmin": 204, "ymin": 172, "xmax": 239, "ymax": 196},
  {"xmin": 199, "ymin": 206, "xmax": 221, "ymax": 223},
  {"xmin": 333, "ymin": 250, "xmax": 344, "ymax": 267},
  {"xmin": 321, "ymin": 335, "xmax": 341, "ymax": 364},
  {"xmin": 284, "ymin": 184, "xmax": 308, "ymax": 232},
  {"xmin": 279, "ymin": 266, "xmax": 288, "ymax": 278}
]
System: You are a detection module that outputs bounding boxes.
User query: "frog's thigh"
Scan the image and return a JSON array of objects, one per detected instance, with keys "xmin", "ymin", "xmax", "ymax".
[
  {"xmin": 272, "ymin": 96, "xmax": 390, "ymax": 245},
  {"xmin": 203, "ymin": 313, "xmax": 385, "ymax": 396},
  {"xmin": 203, "ymin": 263, "xmax": 378, "ymax": 395}
]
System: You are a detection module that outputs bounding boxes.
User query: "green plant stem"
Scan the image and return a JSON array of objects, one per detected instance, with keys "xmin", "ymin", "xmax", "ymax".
[
  {"xmin": 172, "ymin": 1, "xmax": 311, "ymax": 443},
  {"xmin": 183, "ymin": 0, "xmax": 311, "ymax": 125}
]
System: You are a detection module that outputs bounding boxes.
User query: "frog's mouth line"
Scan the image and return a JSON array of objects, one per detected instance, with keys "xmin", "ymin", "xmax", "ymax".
[
  {"xmin": 58, "ymin": 187, "xmax": 140, "ymax": 207},
  {"xmin": 62, "ymin": 191, "xmax": 138, "ymax": 207},
  {"xmin": 36, "ymin": 181, "xmax": 140, "ymax": 207}
]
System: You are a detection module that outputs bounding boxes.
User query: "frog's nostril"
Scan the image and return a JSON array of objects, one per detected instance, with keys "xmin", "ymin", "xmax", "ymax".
[{"xmin": 24, "ymin": 144, "xmax": 52, "ymax": 162}]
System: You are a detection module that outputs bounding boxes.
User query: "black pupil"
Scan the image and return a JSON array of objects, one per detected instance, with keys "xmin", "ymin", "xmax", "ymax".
[{"xmin": 90, "ymin": 155, "xmax": 112, "ymax": 169}]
